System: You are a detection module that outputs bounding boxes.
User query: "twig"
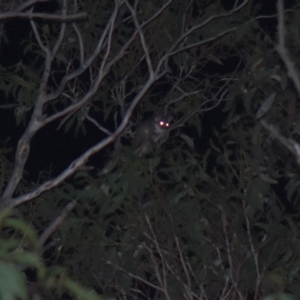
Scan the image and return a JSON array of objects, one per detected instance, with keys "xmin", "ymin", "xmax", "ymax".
[
  {"xmin": 0, "ymin": 11, "xmax": 87, "ymax": 21},
  {"xmin": 36, "ymin": 200, "xmax": 76, "ymax": 254},
  {"xmin": 276, "ymin": 0, "xmax": 300, "ymax": 98}
]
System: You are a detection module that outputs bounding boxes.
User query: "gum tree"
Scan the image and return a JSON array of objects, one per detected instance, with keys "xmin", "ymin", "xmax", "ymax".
[{"xmin": 1, "ymin": 0, "xmax": 299, "ymax": 299}]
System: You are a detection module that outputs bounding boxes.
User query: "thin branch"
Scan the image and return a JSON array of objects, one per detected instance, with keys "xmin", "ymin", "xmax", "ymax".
[
  {"xmin": 261, "ymin": 120, "xmax": 300, "ymax": 167},
  {"xmin": 84, "ymin": 113, "xmax": 113, "ymax": 136},
  {"xmin": 16, "ymin": 0, "xmax": 50, "ymax": 12},
  {"xmin": 242, "ymin": 199, "xmax": 261, "ymax": 300},
  {"xmin": 51, "ymin": 0, "xmax": 67, "ymax": 58},
  {"xmin": 45, "ymin": 1, "xmax": 121, "ymax": 102},
  {"xmin": 168, "ymin": 27, "xmax": 237, "ymax": 58},
  {"xmin": 174, "ymin": 235, "xmax": 191, "ymax": 291},
  {"xmin": 104, "ymin": 260, "xmax": 166, "ymax": 293},
  {"xmin": 71, "ymin": 0, "xmax": 83, "ymax": 64},
  {"xmin": 125, "ymin": 0, "xmax": 153, "ymax": 75},
  {"xmin": 73, "ymin": 23, "xmax": 84, "ymax": 64},
  {"xmin": 276, "ymin": 0, "xmax": 300, "ymax": 98},
  {"xmin": 181, "ymin": 0, "xmax": 193, "ymax": 34},
  {"xmin": 36, "ymin": 200, "xmax": 76, "ymax": 254},
  {"xmin": 219, "ymin": 205, "xmax": 244, "ymax": 299},
  {"xmin": 0, "ymin": 11, "xmax": 87, "ymax": 21},
  {"xmin": 144, "ymin": 214, "xmax": 171, "ymax": 300},
  {"xmin": 30, "ymin": 13, "xmax": 49, "ymax": 54},
  {"xmin": 168, "ymin": 0, "xmax": 249, "ymax": 55}
]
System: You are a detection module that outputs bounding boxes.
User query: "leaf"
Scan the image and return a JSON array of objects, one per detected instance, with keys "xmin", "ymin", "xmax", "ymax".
[
  {"xmin": 246, "ymin": 178, "xmax": 269, "ymax": 211},
  {"xmin": 173, "ymin": 189, "xmax": 188, "ymax": 204},
  {"xmin": 259, "ymin": 173, "xmax": 278, "ymax": 184},
  {"xmin": 285, "ymin": 216, "xmax": 298, "ymax": 237},
  {"xmin": 56, "ymin": 53, "xmax": 69, "ymax": 64},
  {"xmin": 285, "ymin": 179, "xmax": 300, "ymax": 202},
  {"xmin": 23, "ymin": 66, "xmax": 39, "ymax": 82},
  {"xmin": 11, "ymin": 253, "xmax": 43, "ymax": 272},
  {"xmin": 64, "ymin": 115, "xmax": 76, "ymax": 133},
  {"xmin": 64, "ymin": 278, "xmax": 106, "ymax": 300},
  {"xmin": 0, "ymin": 261, "xmax": 28, "ymax": 300},
  {"xmin": 148, "ymin": 156, "xmax": 161, "ymax": 173},
  {"xmin": 23, "ymin": 43, "xmax": 32, "ymax": 54},
  {"xmin": 8, "ymin": 74, "xmax": 34, "ymax": 90},
  {"xmin": 256, "ymin": 93, "xmax": 275, "ymax": 119},
  {"xmin": 0, "ymin": 104, "xmax": 16, "ymax": 109},
  {"xmin": 4, "ymin": 218, "xmax": 37, "ymax": 244},
  {"xmin": 262, "ymin": 293, "xmax": 294, "ymax": 300},
  {"xmin": 180, "ymin": 134, "xmax": 194, "ymax": 149},
  {"xmin": 42, "ymin": 24, "xmax": 50, "ymax": 35}
]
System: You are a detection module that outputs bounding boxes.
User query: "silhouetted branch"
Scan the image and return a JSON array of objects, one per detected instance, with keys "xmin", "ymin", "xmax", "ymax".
[{"xmin": 276, "ymin": 0, "xmax": 300, "ymax": 98}]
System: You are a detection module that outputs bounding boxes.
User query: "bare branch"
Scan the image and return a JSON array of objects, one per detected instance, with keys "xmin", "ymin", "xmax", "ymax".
[
  {"xmin": 276, "ymin": 0, "xmax": 300, "ymax": 98},
  {"xmin": 30, "ymin": 13, "xmax": 49, "ymax": 54},
  {"xmin": 144, "ymin": 214, "xmax": 171, "ymax": 300},
  {"xmin": 104, "ymin": 259, "xmax": 166, "ymax": 293},
  {"xmin": 52, "ymin": 0, "xmax": 67, "ymax": 57},
  {"xmin": 242, "ymin": 199, "xmax": 262, "ymax": 300},
  {"xmin": 73, "ymin": 23, "xmax": 84, "ymax": 64},
  {"xmin": 181, "ymin": 0, "xmax": 193, "ymax": 34},
  {"xmin": 0, "ymin": 11, "xmax": 87, "ymax": 21},
  {"xmin": 36, "ymin": 200, "xmax": 76, "ymax": 254},
  {"xmin": 125, "ymin": 0, "xmax": 153, "ymax": 75},
  {"xmin": 16, "ymin": 0, "xmax": 50, "ymax": 12},
  {"xmin": 84, "ymin": 113, "xmax": 113, "ymax": 136},
  {"xmin": 261, "ymin": 119, "xmax": 300, "ymax": 167},
  {"xmin": 167, "ymin": 0, "xmax": 249, "ymax": 56},
  {"xmin": 219, "ymin": 205, "xmax": 244, "ymax": 299},
  {"xmin": 168, "ymin": 27, "xmax": 238, "ymax": 58},
  {"xmin": 44, "ymin": 4, "xmax": 123, "ymax": 114}
]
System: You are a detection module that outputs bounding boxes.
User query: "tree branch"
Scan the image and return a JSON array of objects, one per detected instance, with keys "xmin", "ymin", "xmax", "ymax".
[
  {"xmin": 276, "ymin": 0, "xmax": 300, "ymax": 98},
  {"xmin": 0, "ymin": 12, "xmax": 87, "ymax": 21}
]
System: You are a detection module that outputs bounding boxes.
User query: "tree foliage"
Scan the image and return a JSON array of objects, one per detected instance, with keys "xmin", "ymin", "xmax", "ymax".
[{"xmin": 1, "ymin": 0, "xmax": 300, "ymax": 299}]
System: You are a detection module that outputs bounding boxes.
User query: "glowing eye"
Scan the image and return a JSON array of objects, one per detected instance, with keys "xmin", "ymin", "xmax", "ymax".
[{"xmin": 159, "ymin": 120, "xmax": 170, "ymax": 128}]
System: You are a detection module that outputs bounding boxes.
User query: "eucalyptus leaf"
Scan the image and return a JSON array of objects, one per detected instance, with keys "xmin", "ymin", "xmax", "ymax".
[
  {"xmin": 180, "ymin": 134, "xmax": 194, "ymax": 149},
  {"xmin": 0, "ymin": 261, "xmax": 28, "ymax": 300}
]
